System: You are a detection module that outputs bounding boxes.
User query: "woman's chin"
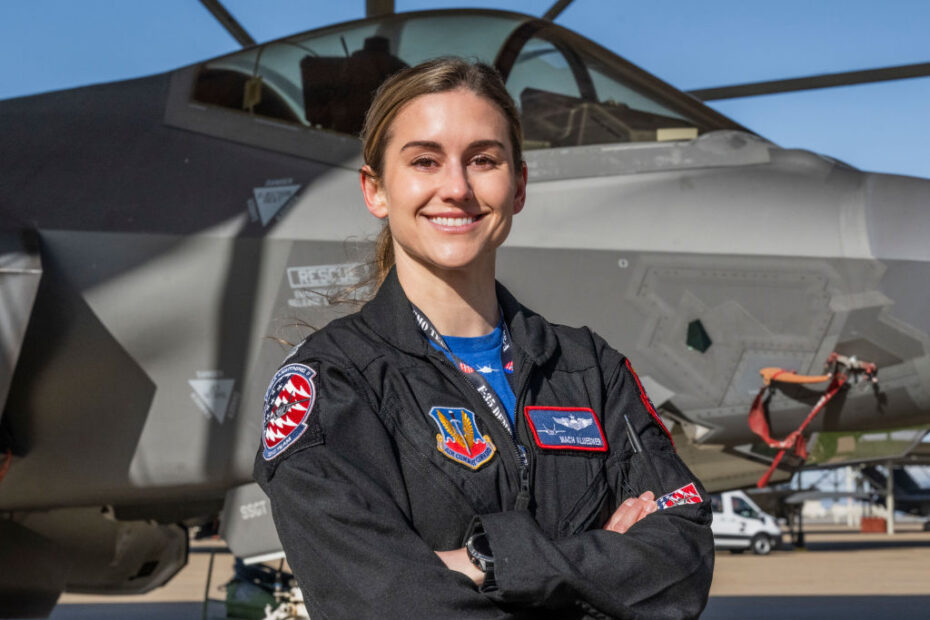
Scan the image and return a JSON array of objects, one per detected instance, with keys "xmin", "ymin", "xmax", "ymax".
[{"xmin": 396, "ymin": 247, "xmax": 495, "ymax": 276}]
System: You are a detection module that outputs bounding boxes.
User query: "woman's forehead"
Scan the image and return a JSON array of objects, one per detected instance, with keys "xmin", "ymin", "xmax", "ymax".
[{"xmin": 388, "ymin": 89, "xmax": 511, "ymax": 149}]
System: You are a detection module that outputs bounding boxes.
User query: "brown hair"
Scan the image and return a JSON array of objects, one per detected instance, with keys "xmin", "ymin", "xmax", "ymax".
[{"xmin": 360, "ymin": 57, "xmax": 523, "ymax": 285}]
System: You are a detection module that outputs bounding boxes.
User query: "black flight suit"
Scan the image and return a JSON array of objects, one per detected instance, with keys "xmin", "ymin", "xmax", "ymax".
[{"xmin": 254, "ymin": 269, "xmax": 714, "ymax": 619}]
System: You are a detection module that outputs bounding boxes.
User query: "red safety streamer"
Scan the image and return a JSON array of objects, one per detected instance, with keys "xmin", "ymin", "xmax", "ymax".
[
  {"xmin": 753, "ymin": 375, "xmax": 846, "ymax": 488},
  {"xmin": 749, "ymin": 353, "xmax": 876, "ymax": 488}
]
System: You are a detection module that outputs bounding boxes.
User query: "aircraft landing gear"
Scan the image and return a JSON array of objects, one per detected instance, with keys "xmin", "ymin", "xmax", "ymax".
[{"xmin": 786, "ymin": 504, "xmax": 806, "ymax": 548}]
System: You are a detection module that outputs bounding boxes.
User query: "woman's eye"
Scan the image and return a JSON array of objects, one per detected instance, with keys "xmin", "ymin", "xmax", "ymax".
[
  {"xmin": 412, "ymin": 157, "xmax": 438, "ymax": 168},
  {"xmin": 471, "ymin": 155, "xmax": 498, "ymax": 168}
]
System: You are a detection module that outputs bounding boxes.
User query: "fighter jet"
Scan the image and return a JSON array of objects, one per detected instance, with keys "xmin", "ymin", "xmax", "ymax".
[{"xmin": 2, "ymin": 7, "xmax": 929, "ymax": 616}]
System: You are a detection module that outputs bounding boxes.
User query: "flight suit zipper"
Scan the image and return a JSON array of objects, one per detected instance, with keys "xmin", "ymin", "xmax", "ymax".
[{"xmin": 511, "ymin": 351, "xmax": 534, "ymax": 511}]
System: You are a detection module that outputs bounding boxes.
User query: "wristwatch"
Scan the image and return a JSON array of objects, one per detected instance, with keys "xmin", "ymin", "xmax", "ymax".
[{"xmin": 465, "ymin": 530, "xmax": 495, "ymax": 574}]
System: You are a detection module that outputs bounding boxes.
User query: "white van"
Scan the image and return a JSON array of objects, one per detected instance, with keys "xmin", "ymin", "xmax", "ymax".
[{"xmin": 710, "ymin": 490, "xmax": 783, "ymax": 555}]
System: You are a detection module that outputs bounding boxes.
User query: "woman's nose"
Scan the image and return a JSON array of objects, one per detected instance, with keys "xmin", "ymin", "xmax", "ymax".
[{"xmin": 437, "ymin": 163, "xmax": 473, "ymax": 203}]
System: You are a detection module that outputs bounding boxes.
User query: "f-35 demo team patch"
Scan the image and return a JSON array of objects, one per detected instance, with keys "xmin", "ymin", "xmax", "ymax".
[
  {"xmin": 656, "ymin": 482, "xmax": 703, "ymax": 510},
  {"xmin": 428, "ymin": 407, "xmax": 496, "ymax": 470},
  {"xmin": 524, "ymin": 406, "xmax": 608, "ymax": 452},
  {"xmin": 262, "ymin": 363, "xmax": 317, "ymax": 461}
]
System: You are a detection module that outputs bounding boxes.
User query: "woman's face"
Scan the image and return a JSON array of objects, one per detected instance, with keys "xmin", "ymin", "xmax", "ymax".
[{"xmin": 361, "ymin": 88, "xmax": 527, "ymax": 276}]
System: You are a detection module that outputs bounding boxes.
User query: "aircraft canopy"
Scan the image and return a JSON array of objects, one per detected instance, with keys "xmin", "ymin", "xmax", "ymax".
[{"xmin": 191, "ymin": 10, "xmax": 741, "ymax": 148}]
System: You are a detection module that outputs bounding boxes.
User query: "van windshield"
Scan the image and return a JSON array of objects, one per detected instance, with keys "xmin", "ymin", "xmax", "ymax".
[{"xmin": 731, "ymin": 496, "xmax": 760, "ymax": 520}]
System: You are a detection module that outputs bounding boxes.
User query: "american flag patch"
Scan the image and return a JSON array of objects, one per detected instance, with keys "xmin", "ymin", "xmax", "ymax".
[{"xmin": 656, "ymin": 482, "xmax": 702, "ymax": 510}]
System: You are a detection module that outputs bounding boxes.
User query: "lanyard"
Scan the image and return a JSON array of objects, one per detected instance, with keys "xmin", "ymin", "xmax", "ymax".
[{"xmin": 411, "ymin": 304, "xmax": 514, "ymax": 434}]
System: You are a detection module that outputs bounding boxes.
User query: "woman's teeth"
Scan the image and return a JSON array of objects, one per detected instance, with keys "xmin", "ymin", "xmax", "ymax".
[{"xmin": 429, "ymin": 216, "xmax": 475, "ymax": 227}]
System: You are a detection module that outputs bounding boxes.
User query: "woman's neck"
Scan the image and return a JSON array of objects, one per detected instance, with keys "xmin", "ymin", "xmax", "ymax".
[{"xmin": 395, "ymin": 257, "xmax": 498, "ymax": 338}]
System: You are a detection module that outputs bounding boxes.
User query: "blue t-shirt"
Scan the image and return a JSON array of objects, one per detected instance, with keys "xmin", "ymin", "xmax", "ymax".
[{"xmin": 430, "ymin": 323, "xmax": 517, "ymax": 430}]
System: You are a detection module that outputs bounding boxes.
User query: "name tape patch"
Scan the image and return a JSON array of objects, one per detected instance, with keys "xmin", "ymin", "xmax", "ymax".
[
  {"xmin": 428, "ymin": 407, "xmax": 496, "ymax": 470},
  {"xmin": 656, "ymin": 482, "xmax": 703, "ymax": 510},
  {"xmin": 524, "ymin": 406, "xmax": 607, "ymax": 452},
  {"xmin": 262, "ymin": 363, "xmax": 317, "ymax": 460}
]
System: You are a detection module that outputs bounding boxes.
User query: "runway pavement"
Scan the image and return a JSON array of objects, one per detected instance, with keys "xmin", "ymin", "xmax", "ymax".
[
  {"xmin": 25, "ymin": 523, "xmax": 930, "ymax": 619},
  {"xmin": 704, "ymin": 522, "xmax": 930, "ymax": 619}
]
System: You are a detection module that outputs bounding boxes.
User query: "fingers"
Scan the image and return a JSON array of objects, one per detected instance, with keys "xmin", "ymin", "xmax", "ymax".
[
  {"xmin": 605, "ymin": 498, "xmax": 643, "ymax": 534},
  {"xmin": 604, "ymin": 491, "xmax": 657, "ymax": 534}
]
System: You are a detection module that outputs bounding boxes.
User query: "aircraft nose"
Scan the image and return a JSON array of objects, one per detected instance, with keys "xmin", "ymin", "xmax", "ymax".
[{"xmin": 864, "ymin": 172, "xmax": 930, "ymax": 262}]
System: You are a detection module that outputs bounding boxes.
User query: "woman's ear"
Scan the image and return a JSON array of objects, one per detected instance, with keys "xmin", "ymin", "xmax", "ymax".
[
  {"xmin": 360, "ymin": 165, "xmax": 389, "ymax": 219},
  {"xmin": 512, "ymin": 161, "xmax": 528, "ymax": 215}
]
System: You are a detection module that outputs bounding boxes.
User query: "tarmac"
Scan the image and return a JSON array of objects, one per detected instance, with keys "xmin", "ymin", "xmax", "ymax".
[{"xmin": 27, "ymin": 522, "xmax": 930, "ymax": 619}]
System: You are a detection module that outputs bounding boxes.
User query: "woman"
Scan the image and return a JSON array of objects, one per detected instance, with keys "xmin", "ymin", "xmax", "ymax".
[{"xmin": 255, "ymin": 58, "xmax": 713, "ymax": 619}]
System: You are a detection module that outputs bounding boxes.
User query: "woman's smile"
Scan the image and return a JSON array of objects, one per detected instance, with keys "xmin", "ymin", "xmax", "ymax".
[{"xmin": 425, "ymin": 212, "xmax": 485, "ymax": 232}]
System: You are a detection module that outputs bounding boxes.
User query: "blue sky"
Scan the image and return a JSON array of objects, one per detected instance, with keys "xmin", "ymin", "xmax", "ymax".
[{"xmin": 3, "ymin": 0, "xmax": 928, "ymax": 178}]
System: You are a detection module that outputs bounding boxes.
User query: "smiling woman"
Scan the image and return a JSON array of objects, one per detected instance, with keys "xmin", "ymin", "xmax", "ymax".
[
  {"xmin": 253, "ymin": 58, "xmax": 714, "ymax": 619},
  {"xmin": 358, "ymin": 59, "xmax": 526, "ymax": 300},
  {"xmin": 360, "ymin": 85, "xmax": 526, "ymax": 332}
]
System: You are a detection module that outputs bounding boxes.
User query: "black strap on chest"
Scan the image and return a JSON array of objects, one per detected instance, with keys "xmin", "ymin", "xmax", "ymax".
[{"xmin": 410, "ymin": 304, "xmax": 514, "ymax": 435}]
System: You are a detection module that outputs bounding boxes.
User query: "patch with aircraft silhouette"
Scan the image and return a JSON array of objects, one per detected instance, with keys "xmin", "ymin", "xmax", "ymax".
[{"xmin": 524, "ymin": 406, "xmax": 607, "ymax": 452}]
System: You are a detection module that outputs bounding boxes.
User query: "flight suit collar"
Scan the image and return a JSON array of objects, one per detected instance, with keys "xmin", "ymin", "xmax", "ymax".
[
  {"xmin": 495, "ymin": 280, "xmax": 558, "ymax": 367},
  {"xmin": 360, "ymin": 267, "xmax": 558, "ymax": 366},
  {"xmin": 360, "ymin": 268, "xmax": 429, "ymax": 356}
]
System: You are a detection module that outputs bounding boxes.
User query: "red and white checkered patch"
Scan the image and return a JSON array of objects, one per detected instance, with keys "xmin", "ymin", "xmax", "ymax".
[{"xmin": 656, "ymin": 482, "xmax": 702, "ymax": 510}]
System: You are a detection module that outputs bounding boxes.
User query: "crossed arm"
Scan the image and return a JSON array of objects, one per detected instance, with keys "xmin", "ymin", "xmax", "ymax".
[{"xmin": 436, "ymin": 491, "xmax": 659, "ymax": 586}]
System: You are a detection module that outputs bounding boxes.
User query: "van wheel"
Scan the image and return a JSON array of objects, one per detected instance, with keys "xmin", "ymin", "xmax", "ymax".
[{"xmin": 751, "ymin": 534, "xmax": 773, "ymax": 555}]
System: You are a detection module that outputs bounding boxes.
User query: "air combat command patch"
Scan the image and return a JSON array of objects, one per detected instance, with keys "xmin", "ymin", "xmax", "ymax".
[
  {"xmin": 262, "ymin": 363, "xmax": 318, "ymax": 461},
  {"xmin": 428, "ymin": 407, "xmax": 496, "ymax": 470}
]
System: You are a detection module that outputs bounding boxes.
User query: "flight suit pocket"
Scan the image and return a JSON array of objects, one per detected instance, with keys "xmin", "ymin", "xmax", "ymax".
[{"xmin": 556, "ymin": 463, "xmax": 610, "ymax": 537}]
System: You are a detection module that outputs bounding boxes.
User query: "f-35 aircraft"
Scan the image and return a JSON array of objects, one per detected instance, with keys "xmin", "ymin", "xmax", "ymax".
[{"xmin": 2, "ymin": 7, "xmax": 929, "ymax": 616}]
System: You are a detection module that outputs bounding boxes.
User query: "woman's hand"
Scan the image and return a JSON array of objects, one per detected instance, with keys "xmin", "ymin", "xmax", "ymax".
[
  {"xmin": 435, "ymin": 548, "xmax": 485, "ymax": 586},
  {"xmin": 603, "ymin": 491, "xmax": 657, "ymax": 534}
]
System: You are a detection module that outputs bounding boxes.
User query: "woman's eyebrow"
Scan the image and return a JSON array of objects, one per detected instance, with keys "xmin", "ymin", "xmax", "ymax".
[
  {"xmin": 399, "ymin": 139, "xmax": 506, "ymax": 152},
  {"xmin": 468, "ymin": 139, "xmax": 506, "ymax": 151},
  {"xmin": 400, "ymin": 140, "xmax": 442, "ymax": 152}
]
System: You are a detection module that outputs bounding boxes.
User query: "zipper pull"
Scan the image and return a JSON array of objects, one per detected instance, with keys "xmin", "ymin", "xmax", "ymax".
[{"xmin": 514, "ymin": 465, "xmax": 531, "ymax": 511}]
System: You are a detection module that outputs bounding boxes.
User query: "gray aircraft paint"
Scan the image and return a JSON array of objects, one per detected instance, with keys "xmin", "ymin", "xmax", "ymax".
[{"xmin": 0, "ymin": 234, "xmax": 41, "ymax": 423}]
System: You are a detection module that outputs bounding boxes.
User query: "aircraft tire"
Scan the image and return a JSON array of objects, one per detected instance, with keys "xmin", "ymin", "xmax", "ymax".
[{"xmin": 750, "ymin": 533, "xmax": 773, "ymax": 555}]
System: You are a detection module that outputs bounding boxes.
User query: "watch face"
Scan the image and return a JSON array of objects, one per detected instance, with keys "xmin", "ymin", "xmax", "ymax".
[{"xmin": 470, "ymin": 533, "xmax": 493, "ymax": 559}]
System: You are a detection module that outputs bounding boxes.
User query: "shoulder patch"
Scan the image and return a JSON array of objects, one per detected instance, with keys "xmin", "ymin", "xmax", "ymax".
[
  {"xmin": 428, "ymin": 407, "xmax": 496, "ymax": 470},
  {"xmin": 624, "ymin": 359, "xmax": 674, "ymax": 444},
  {"xmin": 524, "ymin": 406, "xmax": 608, "ymax": 452},
  {"xmin": 262, "ymin": 363, "xmax": 319, "ymax": 460},
  {"xmin": 656, "ymin": 482, "xmax": 702, "ymax": 510}
]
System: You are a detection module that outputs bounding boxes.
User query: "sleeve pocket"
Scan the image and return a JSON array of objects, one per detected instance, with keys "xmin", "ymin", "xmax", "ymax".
[{"xmin": 613, "ymin": 450, "xmax": 694, "ymax": 500}]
